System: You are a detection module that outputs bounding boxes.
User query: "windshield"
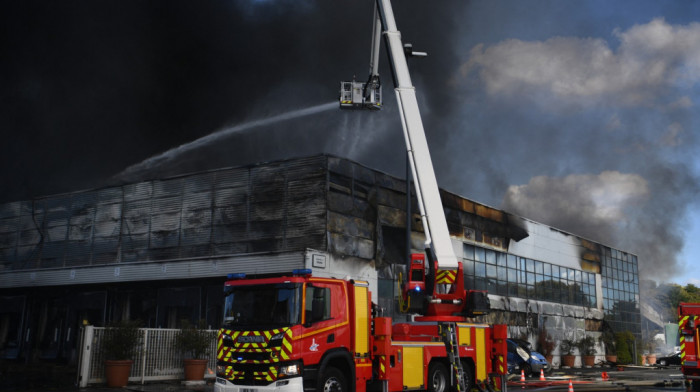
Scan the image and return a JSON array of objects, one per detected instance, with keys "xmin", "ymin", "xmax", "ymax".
[{"xmin": 223, "ymin": 283, "xmax": 302, "ymax": 328}]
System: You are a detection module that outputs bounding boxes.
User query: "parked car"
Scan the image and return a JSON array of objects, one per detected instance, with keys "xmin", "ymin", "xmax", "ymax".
[
  {"xmin": 656, "ymin": 352, "xmax": 682, "ymax": 366},
  {"xmin": 507, "ymin": 339, "xmax": 550, "ymax": 376}
]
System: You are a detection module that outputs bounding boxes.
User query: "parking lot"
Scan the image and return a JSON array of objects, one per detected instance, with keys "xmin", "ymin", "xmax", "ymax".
[{"xmin": 509, "ymin": 365, "xmax": 688, "ymax": 391}]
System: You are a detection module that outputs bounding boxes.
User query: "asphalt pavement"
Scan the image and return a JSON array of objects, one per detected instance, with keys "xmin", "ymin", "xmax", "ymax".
[{"xmin": 1, "ymin": 364, "xmax": 689, "ymax": 392}]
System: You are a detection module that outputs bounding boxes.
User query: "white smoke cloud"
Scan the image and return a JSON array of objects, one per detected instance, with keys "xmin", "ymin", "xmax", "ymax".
[
  {"xmin": 458, "ymin": 18, "xmax": 700, "ymax": 106},
  {"xmin": 504, "ymin": 171, "xmax": 649, "ymax": 233},
  {"xmin": 501, "ymin": 170, "xmax": 697, "ymax": 282}
]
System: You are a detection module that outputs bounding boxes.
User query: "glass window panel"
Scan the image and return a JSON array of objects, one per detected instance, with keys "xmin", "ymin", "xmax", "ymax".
[
  {"xmin": 497, "ymin": 282, "xmax": 507, "ymax": 296},
  {"xmin": 487, "ymin": 264, "xmax": 497, "ymax": 279},
  {"xmin": 487, "ymin": 278, "xmax": 498, "ymax": 293},
  {"xmin": 507, "ymin": 254, "xmax": 517, "ymax": 269},
  {"xmin": 520, "ymin": 257, "xmax": 527, "ymax": 271},
  {"xmin": 507, "ymin": 268, "xmax": 517, "ymax": 283},
  {"xmin": 520, "ymin": 270, "xmax": 527, "ymax": 284},
  {"xmin": 543, "ymin": 263, "xmax": 551, "ymax": 276},
  {"xmin": 536, "ymin": 274, "xmax": 544, "ymax": 284},
  {"xmin": 497, "ymin": 252, "xmax": 507, "ymax": 266},
  {"xmin": 475, "ymin": 262, "xmax": 486, "ymax": 277},
  {"xmin": 560, "ymin": 267, "xmax": 568, "ymax": 279},
  {"xmin": 475, "ymin": 278, "xmax": 486, "ymax": 291},
  {"xmin": 497, "ymin": 266, "xmax": 507, "ymax": 281},
  {"xmin": 463, "ymin": 244, "xmax": 475, "ymax": 260},
  {"xmin": 535, "ymin": 261, "xmax": 544, "ymax": 275},
  {"xmin": 527, "ymin": 272, "xmax": 535, "ymax": 285},
  {"xmin": 508, "ymin": 283, "xmax": 518, "ymax": 296},
  {"xmin": 464, "ymin": 259, "xmax": 475, "ymax": 276},
  {"xmin": 517, "ymin": 283, "xmax": 527, "ymax": 298},
  {"xmin": 551, "ymin": 265, "xmax": 559, "ymax": 278},
  {"xmin": 463, "ymin": 274, "xmax": 474, "ymax": 288},
  {"xmin": 575, "ymin": 270, "xmax": 581, "ymax": 282},
  {"xmin": 486, "ymin": 249, "xmax": 496, "ymax": 265},
  {"xmin": 474, "ymin": 247, "xmax": 485, "ymax": 262},
  {"xmin": 526, "ymin": 259, "xmax": 535, "ymax": 272},
  {"xmin": 569, "ymin": 269, "xmax": 576, "ymax": 280},
  {"xmin": 589, "ymin": 273, "xmax": 596, "ymax": 285}
]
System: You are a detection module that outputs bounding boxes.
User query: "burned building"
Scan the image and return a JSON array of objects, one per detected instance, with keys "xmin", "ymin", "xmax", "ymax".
[{"xmin": 0, "ymin": 154, "xmax": 640, "ymax": 366}]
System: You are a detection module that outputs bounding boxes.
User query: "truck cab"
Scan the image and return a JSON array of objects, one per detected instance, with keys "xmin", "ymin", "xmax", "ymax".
[{"xmin": 216, "ymin": 270, "xmax": 372, "ymax": 392}]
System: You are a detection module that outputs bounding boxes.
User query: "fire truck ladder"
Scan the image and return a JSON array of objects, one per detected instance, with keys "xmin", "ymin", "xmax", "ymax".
[{"xmin": 440, "ymin": 322, "xmax": 466, "ymax": 392}]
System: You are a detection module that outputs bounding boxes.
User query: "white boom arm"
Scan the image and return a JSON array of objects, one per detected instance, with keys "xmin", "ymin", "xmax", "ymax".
[{"xmin": 375, "ymin": 0, "xmax": 458, "ymax": 271}]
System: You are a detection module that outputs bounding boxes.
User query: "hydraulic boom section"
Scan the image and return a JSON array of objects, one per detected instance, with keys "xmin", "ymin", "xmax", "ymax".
[{"xmin": 339, "ymin": 0, "xmax": 490, "ymax": 321}]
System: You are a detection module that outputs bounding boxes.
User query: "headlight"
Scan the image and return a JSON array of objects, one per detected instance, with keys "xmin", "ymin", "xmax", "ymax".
[
  {"xmin": 279, "ymin": 363, "xmax": 301, "ymax": 376},
  {"xmin": 516, "ymin": 346, "xmax": 530, "ymax": 361}
]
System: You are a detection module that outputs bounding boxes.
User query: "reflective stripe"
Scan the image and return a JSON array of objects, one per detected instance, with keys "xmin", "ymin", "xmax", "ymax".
[{"xmin": 436, "ymin": 269, "xmax": 457, "ymax": 284}]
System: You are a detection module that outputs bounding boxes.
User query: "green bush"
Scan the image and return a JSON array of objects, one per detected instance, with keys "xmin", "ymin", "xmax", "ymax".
[
  {"xmin": 560, "ymin": 338, "xmax": 576, "ymax": 355},
  {"xmin": 614, "ymin": 331, "xmax": 635, "ymax": 364},
  {"xmin": 103, "ymin": 319, "xmax": 141, "ymax": 360},
  {"xmin": 175, "ymin": 319, "xmax": 212, "ymax": 359},
  {"xmin": 576, "ymin": 335, "xmax": 596, "ymax": 356}
]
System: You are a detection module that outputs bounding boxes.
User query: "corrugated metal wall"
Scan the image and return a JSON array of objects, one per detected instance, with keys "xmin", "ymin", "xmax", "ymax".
[{"xmin": 0, "ymin": 156, "xmax": 327, "ymax": 272}]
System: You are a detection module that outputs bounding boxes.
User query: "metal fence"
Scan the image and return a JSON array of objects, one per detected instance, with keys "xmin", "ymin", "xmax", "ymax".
[{"xmin": 76, "ymin": 326, "xmax": 218, "ymax": 387}]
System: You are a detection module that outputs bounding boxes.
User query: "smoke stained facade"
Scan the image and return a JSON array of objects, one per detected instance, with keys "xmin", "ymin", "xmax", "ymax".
[{"xmin": 0, "ymin": 155, "xmax": 640, "ymax": 367}]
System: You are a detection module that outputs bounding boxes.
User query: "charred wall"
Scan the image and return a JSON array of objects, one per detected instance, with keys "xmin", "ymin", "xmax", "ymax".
[{"xmin": 0, "ymin": 155, "xmax": 328, "ymax": 272}]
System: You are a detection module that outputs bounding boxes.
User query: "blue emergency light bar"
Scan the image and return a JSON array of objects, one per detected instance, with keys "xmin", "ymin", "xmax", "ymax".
[
  {"xmin": 227, "ymin": 273, "xmax": 246, "ymax": 279},
  {"xmin": 292, "ymin": 269, "xmax": 312, "ymax": 276}
]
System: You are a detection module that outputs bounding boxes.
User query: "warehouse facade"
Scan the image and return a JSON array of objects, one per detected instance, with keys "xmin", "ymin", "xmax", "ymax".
[{"xmin": 0, "ymin": 154, "xmax": 640, "ymax": 366}]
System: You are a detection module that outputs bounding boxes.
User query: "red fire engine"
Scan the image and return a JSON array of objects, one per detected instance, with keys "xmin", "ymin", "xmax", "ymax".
[
  {"xmin": 216, "ymin": 1, "xmax": 508, "ymax": 392},
  {"xmin": 680, "ymin": 303, "xmax": 700, "ymax": 391}
]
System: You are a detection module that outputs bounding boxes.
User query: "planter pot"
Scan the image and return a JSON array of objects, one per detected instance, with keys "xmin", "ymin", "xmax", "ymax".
[
  {"xmin": 105, "ymin": 360, "xmax": 133, "ymax": 387},
  {"xmin": 605, "ymin": 355, "xmax": 617, "ymax": 363},
  {"xmin": 545, "ymin": 355, "xmax": 553, "ymax": 365},
  {"xmin": 583, "ymin": 355, "xmax": 595, "ymax": 367},
  {"xmin": 184, "ymin": 359, "xmax": 209, "ymax": 381},
  {"xmin": 646, "ymin": 354, "xmax": 656, "ymax": 365},
  {"xmin": 561, "ymin": 355, "xmax": 576, "ymax": 368}
]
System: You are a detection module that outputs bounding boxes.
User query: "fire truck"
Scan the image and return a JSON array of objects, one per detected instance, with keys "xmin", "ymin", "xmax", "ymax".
[
  {"xmin": 679, "ymin": 303, "xmax": 700, "ymax": 391},
  {"xmin": 215, "ymin": 1, "xmax": 508, "ymax": 392}
]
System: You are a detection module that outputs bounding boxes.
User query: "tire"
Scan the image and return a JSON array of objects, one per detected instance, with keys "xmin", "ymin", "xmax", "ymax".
[
  {"xmin": 428, "ymin": 362, "xmax": 449, "ymax": 392},
  {"xmin": 459, "ymin": 362, "xmax": 474, "ymax": 392},
  {"xmin": 659, "ymin": 359, "xmax": 667, "ymax": 366},
  {"xmin": 520, "ymin": 363, "xmax": 532, "ymax": 377},
  {"xmin": 318, "ymin": 366, "xmax": 347, "ymax": 392},
  {"xmin": 693, "ymin": 380, "xmax": 700, "ymax": 392}
]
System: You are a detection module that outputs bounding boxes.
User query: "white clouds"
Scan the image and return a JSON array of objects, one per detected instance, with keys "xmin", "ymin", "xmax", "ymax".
[
  {"xmin": 460, "ymin": 18, "xmax": 700, "ymax": 106},
  {"xmin": 503, "ymin": 171, "xmax": 649, "ymax": 226}
]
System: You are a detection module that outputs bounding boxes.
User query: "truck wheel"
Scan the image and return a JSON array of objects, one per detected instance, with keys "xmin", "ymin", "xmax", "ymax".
[
  {"xmin": 318, "ymin": 366, "xmax": 347, "ymax": 392},
  {"xmin": 459, "ymin": 362, "xmax": 474, "ymax": 392},
  {"xmin": 428, "ymin": 362, "xmax": 449, "ymax": 392},
  {"xmin": 658, "ymin": 359, "xmax": 667, "ymax": 366}
]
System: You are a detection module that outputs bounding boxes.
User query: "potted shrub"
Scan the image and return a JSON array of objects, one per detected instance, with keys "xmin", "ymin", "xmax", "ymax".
[
  {"xmin": 644, "ymin": 338, "xmax": 657, "ymax": 365},
  {"xmin": 576, "ymin": 335, "xmax": 596, "ymax": 367},
  {"xmin": 536, "ymin": 329, "xmax": 556, "ymax": 365},
  {"xmin": 599, "ymin": 330, "xmax": 617, "ymax": 363},
  {"xmin": 103, "ymin": 319, "xmax": 141, "ymax": 387},
  {"xmin": 560, "ymin": 338, "xmax": 576, "ymax": 368},
  {"xmin": 614, "ymin": 331, "xmax": 634, "ymax": 365},
  {"xmin": 175, "ymin": 319, "xmax": 212, "ymax": 381}
]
